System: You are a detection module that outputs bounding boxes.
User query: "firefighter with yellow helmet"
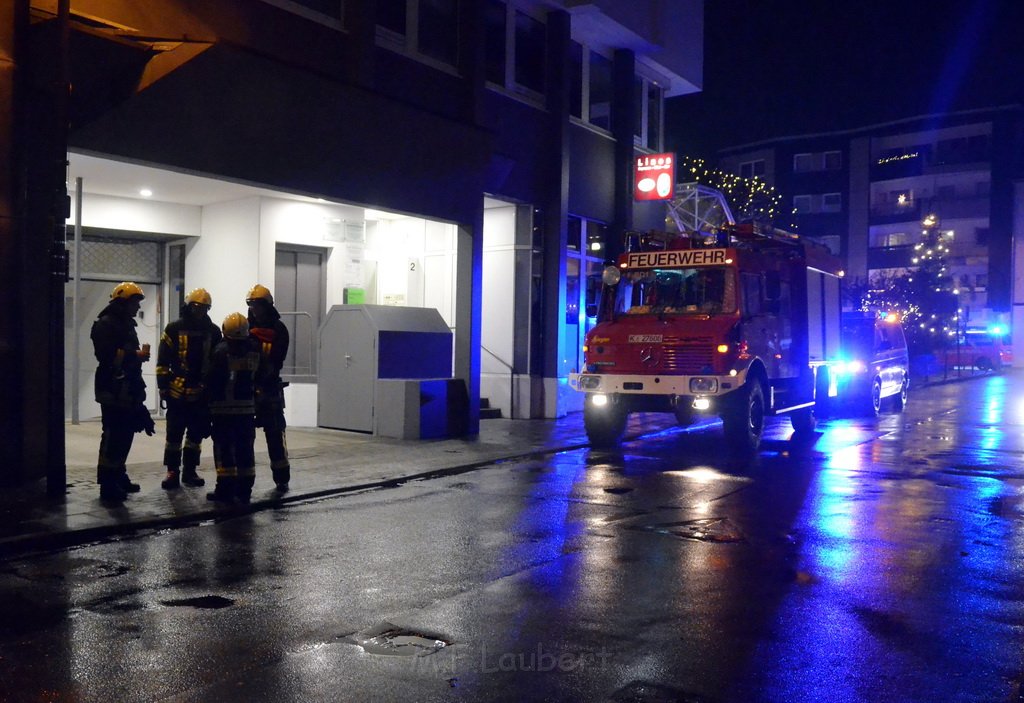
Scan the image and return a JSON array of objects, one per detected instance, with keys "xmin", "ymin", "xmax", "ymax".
[
  {"xmin": 90, "ymin": 282, "xmax": 155, "ymax": 502},
  {"xmin": 155, "ymin": 287, "xmax": 222, "ymax": 489},
  {"xmin": 246, "ymin": 284, "xmax": 292, "ymax": 492},
  {"xmin": 204, "ymin": 312, "xmax": 268, "ymax": 502}
]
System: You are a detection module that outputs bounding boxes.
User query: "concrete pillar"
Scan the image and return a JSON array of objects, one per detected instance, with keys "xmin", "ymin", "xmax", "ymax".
[
  {"xmin": 0, "ymin": 1, "xmax": 24, "ymax": 485},
  {"xmin": 609, "ymin": 48, "xmax": 636, "ymax": 264},
  {"xmin": 1, "ymin": 1, "xmax": 69, "ymax": 490},
  {"xmin": 539, "ymin": 10, "xmax": 570, "ymax": 417}
]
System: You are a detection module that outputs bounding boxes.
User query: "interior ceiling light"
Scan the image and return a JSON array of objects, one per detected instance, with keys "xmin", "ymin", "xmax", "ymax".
[{"xmin": 139, "ymin": 188, "xmax": 153, "ymax": 197}]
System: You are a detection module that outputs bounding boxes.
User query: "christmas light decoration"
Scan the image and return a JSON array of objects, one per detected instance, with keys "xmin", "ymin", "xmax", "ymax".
[
  {"xmin": 852, "ymin": 213, "xmax": 959, "ymax": 355},
  {"xmin": 678, "ymin": 156, "xmax": 787, "ymax": 228}
]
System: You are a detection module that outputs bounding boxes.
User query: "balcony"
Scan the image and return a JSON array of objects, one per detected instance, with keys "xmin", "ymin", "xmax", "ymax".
[
  {"xmin": 867, "ymin": 244, "xmax": 915, "ymax": 270},
  {"xmin": 869, "ymin": 201, "xmax": 922, "ymax": 225},
  {"xmin": 870, "ymin": 157, "xmax": 925, "ymax": 181}
]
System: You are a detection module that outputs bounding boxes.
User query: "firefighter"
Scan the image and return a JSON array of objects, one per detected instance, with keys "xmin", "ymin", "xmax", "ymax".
[
  {"xmin": 156, "ymin": 288, "xmax": 222, "ymax": 490},
  {"xmin": 91, "ymin": 281, "xmax": 155, "ymax": 502},
  {"xmin": 246, "ymin": 284, "xmax": 292, "ymax": 492},
  {"xmin": 205, "ymin": 312, "xmax": 267, "ymax": 503}
]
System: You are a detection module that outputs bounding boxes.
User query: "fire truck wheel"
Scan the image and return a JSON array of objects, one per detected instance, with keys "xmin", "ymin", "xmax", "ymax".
[
  {"xmin": 891, "ymin": 379, "xmax": 908, "ymax": 412},
  {"xmin": 674, "ymin": 403, "xmax": 695, "ymax": 426},
  {"xmin": 722, "ymin": 380, "xmax": 765, "ymax": 452},
  {"xmin": 584, "ymin": 402, "xmax": 627, "ymax": 448},
  {"xmin": 790, "ymin": 406, "xmax": 817, "ymax": 435},
  {"xmin": 867, "ymin": 377, "xmax": 882, "ymax": 416}
]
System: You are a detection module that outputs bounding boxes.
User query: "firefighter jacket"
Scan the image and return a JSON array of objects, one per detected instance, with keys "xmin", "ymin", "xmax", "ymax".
[
  {"xmin": 156, "ymin": 312, "xmax": 223, "ymax": 402},
  {"xmin": 204, "ymin": 337, "xmax": 269, "ymax": 416},
  {"xmin": 249, "ymin": 307, "xmax": 290, "ymax": 400},
  {"xmin": 91, "ymin": 301, "xmax": 146, "ymax": 409}
]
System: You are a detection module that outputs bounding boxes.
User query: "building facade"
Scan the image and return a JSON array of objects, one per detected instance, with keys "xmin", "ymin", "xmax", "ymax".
[
  {"xmin": 1, "ymin": 0, "xmax": 703, "ymax": 484},
  {"xmin": 718, "ymin": 107, "xmax": 1024, "ymax": 333}
]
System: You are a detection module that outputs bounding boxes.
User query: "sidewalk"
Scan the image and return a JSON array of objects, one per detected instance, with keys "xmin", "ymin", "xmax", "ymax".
[
  {"xmin": 1, "ymin": 368, "xmax": 998, "ymax": 560},
  {"xmin": 0, "ymin": 413, "xmax": 679, "ymax": 559}
]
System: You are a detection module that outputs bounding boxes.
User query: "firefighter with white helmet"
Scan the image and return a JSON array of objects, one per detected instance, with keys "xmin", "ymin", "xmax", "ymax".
[
  {"xmin": 156, "ymin": 287, "xmax": 222, "ymax": 489},
  {"xmin": 90, "ymin": 281, "xmax": 154, "ymax": 502},
  {"xmin": 204, "ymin": 312, "xmax": 268, "ymax": 502},
  {"xmin": 246, "ymin": 284, "xmax": 292, "ymax": 492}
]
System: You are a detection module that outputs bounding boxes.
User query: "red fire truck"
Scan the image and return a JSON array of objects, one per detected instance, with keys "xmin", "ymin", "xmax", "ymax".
[{"xmin": 570, "ymin": 224, "xmax": 843, "ymax": 452}]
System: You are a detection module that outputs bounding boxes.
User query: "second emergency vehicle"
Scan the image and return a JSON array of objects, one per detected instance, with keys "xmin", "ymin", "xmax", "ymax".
[{"xmin": 570, "ymin": 224, "xmax": 843, "ymax": 451}]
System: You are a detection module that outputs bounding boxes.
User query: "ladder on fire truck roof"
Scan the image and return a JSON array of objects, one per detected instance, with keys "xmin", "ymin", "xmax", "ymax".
[{"xmin": 665, "ymin": 182, "xmax": 736, "ymax": 234}]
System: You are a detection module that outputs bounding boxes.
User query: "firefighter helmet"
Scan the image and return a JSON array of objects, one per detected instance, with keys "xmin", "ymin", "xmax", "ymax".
[
  {"xmin": 110, "ymin": 282, "xmax": 145, "ymax": 301},
  {"xmin": 246, "ymin": 284, "xmax": 274, "ymax": 306},
  {"xmin": 185, "ymin": 288, "xmax": 212, "ymax": 307},
  {"xmin": 222, "ymin": 312, "xmax": 250, "ymax": 340}
]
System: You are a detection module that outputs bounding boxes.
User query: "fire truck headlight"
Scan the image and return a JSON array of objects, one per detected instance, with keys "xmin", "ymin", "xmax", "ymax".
[
  {"xmin": 591, "ymin": 394, "xmax": 609, "ymax": 407},
  {"xmin": 579, "ymin": 375, "xmax": 601, "ymax": 391},
  {"xmin": 693, "ymin": 397, "xmax": 711, "ymax": 411},
  {"xmin": 689, "ymin": 377, "xmax": 718, "ymax": 393}
]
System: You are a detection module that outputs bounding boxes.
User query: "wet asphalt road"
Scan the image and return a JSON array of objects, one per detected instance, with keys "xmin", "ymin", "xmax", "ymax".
[{"xmin": 2, "ymin": 375, "xmax": 1024, "ymax": 702}]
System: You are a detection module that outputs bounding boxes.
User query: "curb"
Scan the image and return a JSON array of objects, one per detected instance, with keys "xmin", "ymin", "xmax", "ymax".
[{"xmin": 3, "ymin": 428, "xmax": 688, "ymax": 560}]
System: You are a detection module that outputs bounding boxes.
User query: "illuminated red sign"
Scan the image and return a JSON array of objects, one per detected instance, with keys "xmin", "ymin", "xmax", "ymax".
[{"xmin": 634, "ymin": 153, "xmax": 675, "ymax": 201}]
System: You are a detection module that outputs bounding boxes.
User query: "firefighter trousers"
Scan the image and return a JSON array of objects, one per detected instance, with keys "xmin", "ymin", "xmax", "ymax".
[
  {"xmin": 257, "ymin": 401, "xmax": 290, "ymax": 485},
  {"xmin": 163, "ymin": 399, "xmax": 209, "ymax": 473},
  {"xmin": 96, "ymin": 405, "xmax": 135, "ymax": 485},
  {"xmin": 211, "ymin": 414, "xmax": 256, "ymax": 498}
]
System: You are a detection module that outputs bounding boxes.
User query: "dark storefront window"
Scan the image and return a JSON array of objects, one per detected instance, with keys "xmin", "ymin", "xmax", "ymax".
[
  {"xmin": 514, "ymin": 10, "xmax": 545, "ymax": 94},
  {"xmin": 418, "ymin": 0, "xmax": 458, "ymax": 65},
  {"xmin": 646, "ymin": 82, "xmax": 663, "ymax": 149},
  {"xmin": 484, "ymin": 0, "xmax": 506, "ymax": 85},
  {"xmin": 569, "ymin": 41, "xmax": 583, "ymax": 119},
  {"xmin": 376, "ymin": 0, "xmax": 406, "ymax": 35},
  {"xmin": 589, "ymin": 52, "xmax": 611, "ymax": 131}
]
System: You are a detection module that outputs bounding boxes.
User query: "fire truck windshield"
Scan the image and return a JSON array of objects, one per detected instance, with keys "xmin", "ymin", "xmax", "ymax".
[{"xmin": 613, "ymin": 267, "xmax": 736, "ymax": 317}]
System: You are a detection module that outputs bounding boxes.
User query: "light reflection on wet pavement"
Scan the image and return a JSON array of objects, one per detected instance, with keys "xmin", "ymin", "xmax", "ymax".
[{"xmin": 1, "ymin": 374, "xmax": 1023, "ymax": 702}]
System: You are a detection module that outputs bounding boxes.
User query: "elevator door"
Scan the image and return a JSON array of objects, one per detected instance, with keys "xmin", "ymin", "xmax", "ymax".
[{"xmin": 275, "ymin": 247, "xmax": 325, "ymax": 378}]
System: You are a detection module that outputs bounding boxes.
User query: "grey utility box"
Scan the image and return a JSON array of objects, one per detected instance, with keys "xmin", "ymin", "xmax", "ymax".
[{"xmin": 318, "ymin": 305, "xmax": 468, "ymax": 438}]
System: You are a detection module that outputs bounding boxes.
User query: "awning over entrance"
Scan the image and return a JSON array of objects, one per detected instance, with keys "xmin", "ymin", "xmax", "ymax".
[{"xmin": 68, "ymin": 42, "xmax": 493, "ymax": 226}]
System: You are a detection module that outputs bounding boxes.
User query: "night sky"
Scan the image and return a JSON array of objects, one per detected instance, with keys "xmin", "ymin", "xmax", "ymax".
[{"xmin": 666, "ymin": 0, "xmax": 1024, "ymax": 158}]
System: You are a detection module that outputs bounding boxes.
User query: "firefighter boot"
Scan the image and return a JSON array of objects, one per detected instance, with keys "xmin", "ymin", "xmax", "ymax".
[
  {"xmin": 161, "ymin": 469, "xmax": 181, "ymax": 490},
  {"xmin": 181, "ymin": 467, "xmax": 205, "ymax": 487},
  {"xmin": 272, "ymin": 466, "xmax": 290, "ymax": 493},
  {"xmin": 119, "ymin": 473, "xmax": 141, "ymax": 493},
  {"xmin": 99, "ymin": 481, "xmax": 128, "ymax": 503},
  {"xmin": 206, "ymin": 477, "xmax": 236, "ymax": 503},
  {"xmin": 236, "ymin": 475, "xmax": 255, "ymax": 503}
]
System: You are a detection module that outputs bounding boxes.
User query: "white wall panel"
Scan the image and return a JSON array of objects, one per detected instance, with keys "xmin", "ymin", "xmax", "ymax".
[{"xmin": 70, "ymin": 192, "xmax": 202, "ymax": 236}]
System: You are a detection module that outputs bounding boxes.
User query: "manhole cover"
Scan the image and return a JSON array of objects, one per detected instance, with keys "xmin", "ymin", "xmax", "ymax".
[
  {"xmin": 630, "ymin": 517, "xmax": 744, "ymax": 543},
  {"xmin": 352, "ymin": 622, "xmax": 449, "ymax": 657}
]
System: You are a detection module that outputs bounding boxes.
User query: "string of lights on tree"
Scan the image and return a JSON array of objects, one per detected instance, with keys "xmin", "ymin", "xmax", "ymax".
[
  {"xmin": 858, "ymin": 214, "xmax": 960, "ymax": 354},
  {"xmin": 679, "ymin": 156, "xmax": 790, "ymax": 228}
]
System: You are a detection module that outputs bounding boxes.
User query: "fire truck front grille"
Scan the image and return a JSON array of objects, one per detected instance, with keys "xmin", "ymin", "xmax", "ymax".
[{"xmin": 661, "ymin": 343, "xmax": 715, "ymax": 373}]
